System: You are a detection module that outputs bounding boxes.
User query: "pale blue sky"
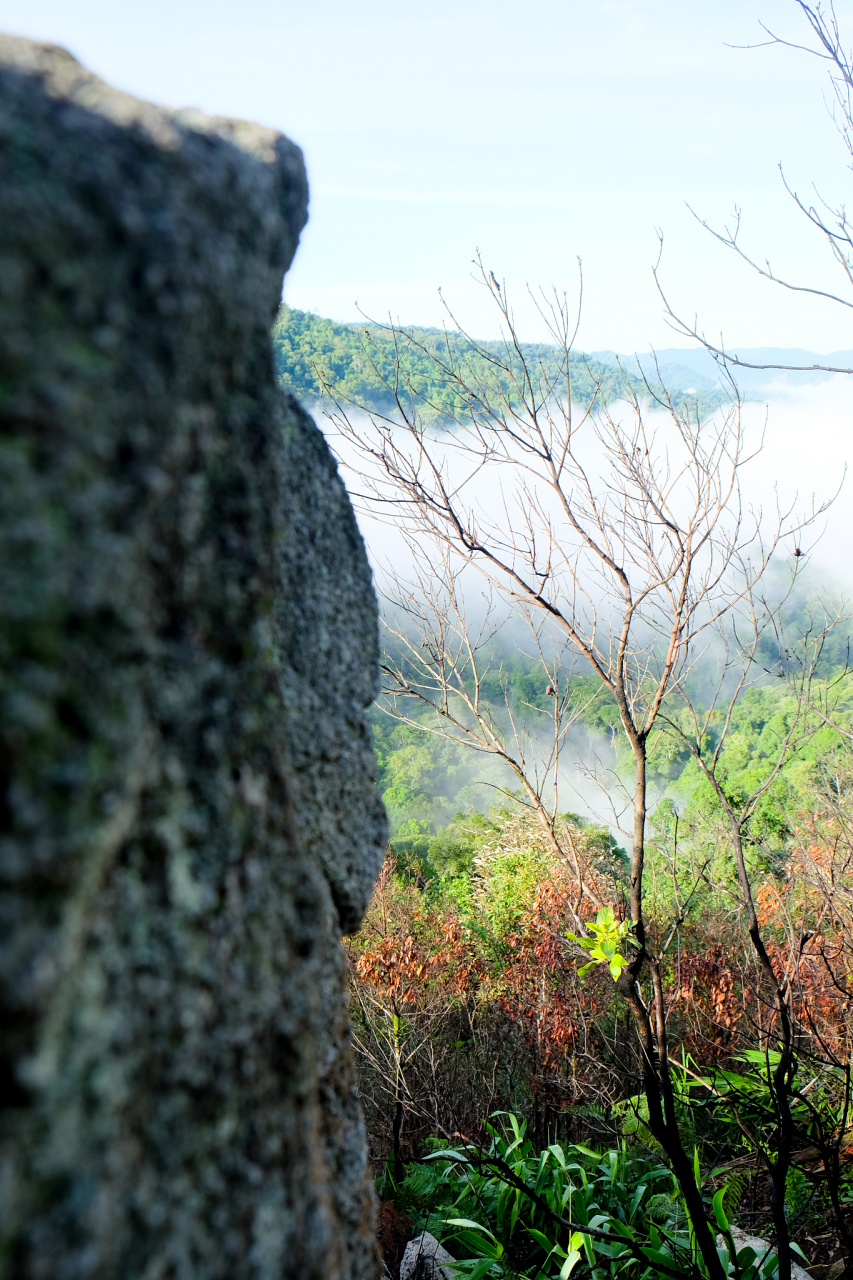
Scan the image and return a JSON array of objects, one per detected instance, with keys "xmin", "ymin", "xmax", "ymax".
[{"xmin": 4, "ymin": 0, "xmax": 853, "ymax": 350}]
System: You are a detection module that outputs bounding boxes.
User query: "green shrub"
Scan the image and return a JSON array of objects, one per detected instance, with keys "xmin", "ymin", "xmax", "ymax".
[{"xmin": 383, "ymin": 1114, "xmax": 805, "ymax": 1280}]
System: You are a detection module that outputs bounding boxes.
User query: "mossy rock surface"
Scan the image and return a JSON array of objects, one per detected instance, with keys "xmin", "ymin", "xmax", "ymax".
[{"xmin": 0, "ymin": 34, "xmax": 385, "ymax": 1280}]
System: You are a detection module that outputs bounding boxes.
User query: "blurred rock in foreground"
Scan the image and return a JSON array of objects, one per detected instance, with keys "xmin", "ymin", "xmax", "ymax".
[{"xmin": 0, "ymin": 34, "xmax": 386, "ymax": 1280}]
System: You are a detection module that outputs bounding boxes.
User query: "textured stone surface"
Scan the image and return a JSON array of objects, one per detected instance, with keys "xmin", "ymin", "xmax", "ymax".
[
  {"xmin": 0, "ymin": 34, "xmax": 385, "ymax": 1280},
  {"xmin": 399, "ymin": 1233, "xmax": 457, "ymax": 1280},
  {"xmin": 718, "ymin": 1229, "xmax": 810, "ymax": 1280}
]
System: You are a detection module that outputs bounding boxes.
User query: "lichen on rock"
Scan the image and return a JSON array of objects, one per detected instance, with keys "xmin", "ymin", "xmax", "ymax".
[{"xmin": 0, "ymin": 33, "xmax": 385, "ymax": 1280}]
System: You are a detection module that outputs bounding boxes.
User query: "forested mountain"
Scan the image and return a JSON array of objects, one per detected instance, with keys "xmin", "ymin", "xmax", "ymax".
[{"xmin": 272, "ymin": 306, "xmax": 729, "ymax": 421}]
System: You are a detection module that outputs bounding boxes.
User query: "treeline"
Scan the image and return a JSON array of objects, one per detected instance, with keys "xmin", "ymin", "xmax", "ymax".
[{"xmin": 272, "ymin": 306, "xmax": 730, "ymax": 422}]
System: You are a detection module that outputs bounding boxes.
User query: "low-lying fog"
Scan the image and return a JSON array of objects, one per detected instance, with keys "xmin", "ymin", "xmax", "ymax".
[
  {"xmin": 319, "ymin": 372, "xmax": 852, "ymax": 843},
  {"xmin": 326, "ymin": 374, "xmax": 850, "ymax": 590}
]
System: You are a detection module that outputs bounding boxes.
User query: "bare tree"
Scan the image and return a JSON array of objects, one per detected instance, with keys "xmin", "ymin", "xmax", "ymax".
[
  {"xmin": 658, "ymin": 588, "xmax": 850, "ymax": 1276},
  {"xmin": 649, "ymin": 9, "xmax": 853, "ymax": 1256},
  {"xmin": 379, "ymin": 549, "xmax": 604, "ymax": 927},
  {"xmin": 657, "ymin": 0, "xmax": 853, "ymax": 378},
  {"xmin": 325, "ymin": 260, "xmax": 829, "ymax": 1278}
]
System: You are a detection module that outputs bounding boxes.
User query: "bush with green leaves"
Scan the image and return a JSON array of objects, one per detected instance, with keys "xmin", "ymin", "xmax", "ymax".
[
  {"xmin": 382, "ymin": 1114, "xmax": 804, "ymax": 1280},
  {"xmin": 568, "ymin": 907, "xmax": 635, "ymax": 982}
]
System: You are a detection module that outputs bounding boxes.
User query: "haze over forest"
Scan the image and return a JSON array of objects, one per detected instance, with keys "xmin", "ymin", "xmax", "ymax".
[{"xmin": 272, "ymin": 300, "xmax": 853, "ymax": 837}]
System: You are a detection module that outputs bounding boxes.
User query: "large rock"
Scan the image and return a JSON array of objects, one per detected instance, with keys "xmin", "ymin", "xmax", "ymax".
[
  {"xmin": 0, "ymin": 34, "xmax": 385, "ymax": 1280},
  {"xmin": 399, "ymin": 1233, "xmax": 457, "ymax": 1280},
  {"xmin": 718, "ymin": 1228, "xmax": 810, "ymax": 1280}
]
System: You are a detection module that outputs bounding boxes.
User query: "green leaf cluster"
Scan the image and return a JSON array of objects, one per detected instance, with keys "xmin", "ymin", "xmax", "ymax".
[{"xmin": 568, "ymin": 907, "xmax": 635, "ymax": 981}]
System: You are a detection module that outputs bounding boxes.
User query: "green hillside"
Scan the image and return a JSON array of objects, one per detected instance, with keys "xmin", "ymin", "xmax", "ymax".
[{"xmin": 272, "ymin": 306, "xmax": 729, "ymax": 422}]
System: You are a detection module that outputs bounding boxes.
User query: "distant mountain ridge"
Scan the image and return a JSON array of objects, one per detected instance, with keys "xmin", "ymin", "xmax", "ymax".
[{"xmin": 592, "ymin": 347, "xmax": 853, "ymax": 396}]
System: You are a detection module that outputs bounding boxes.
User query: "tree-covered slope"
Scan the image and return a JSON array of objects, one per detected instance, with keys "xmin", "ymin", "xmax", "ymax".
[
  {"xmin": 273, "ymin": 306, "xmax": 729, "ymax": 421},
  {"xmin": 372, "ymin": 652, "xmax": 850, "ymax": 857}
]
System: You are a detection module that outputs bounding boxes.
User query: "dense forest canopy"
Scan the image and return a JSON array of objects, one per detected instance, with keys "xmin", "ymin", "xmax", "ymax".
[{"xmin": 272, "ymin": 305, "xmax": 730, "ymax": 422}]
